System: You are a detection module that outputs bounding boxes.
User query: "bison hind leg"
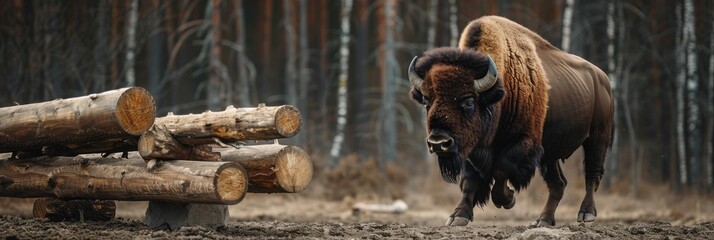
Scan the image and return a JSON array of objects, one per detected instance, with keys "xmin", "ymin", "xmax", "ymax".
[{"xmin": 578, "ymin": 135, "xmax": 608, "ymax": 223}]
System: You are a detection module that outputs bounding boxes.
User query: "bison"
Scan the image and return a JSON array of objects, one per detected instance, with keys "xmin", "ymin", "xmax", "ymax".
[{"xmin": 407, "ymin": 16, "xmax": 613, "ymax": 226}]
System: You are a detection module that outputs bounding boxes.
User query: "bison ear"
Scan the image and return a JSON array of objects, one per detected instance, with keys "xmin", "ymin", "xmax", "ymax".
[
  {"xmin": 410, "ymin": 88, "xmax": 425, "ymax": 104},
  {"xmin": 478, "ymin": 79, "xmax": 504, "ymax": 106}
]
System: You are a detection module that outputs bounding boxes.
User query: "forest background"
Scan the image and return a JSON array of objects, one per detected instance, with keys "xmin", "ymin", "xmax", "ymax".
[{"xmin": 1, "ymin": 0, "xmax": 713, "ymax": 198}]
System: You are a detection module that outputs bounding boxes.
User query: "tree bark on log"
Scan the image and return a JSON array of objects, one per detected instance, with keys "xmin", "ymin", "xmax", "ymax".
[
  {"xmin": 0, "ymin": 156, "xmax": 247, "ymax": 204},
  {"xmin": 138, "ymin": 124, "xmax": 219, "ymax": 161},
  {"xmin": 33, "ymin": 198, "xmax": 116, "ymax": 222},
  {"xmin": 0, "ymin": 87, "xmax": 156, "ymax": 156},
  {"xmin": 149, "ymin": 104, "xmax": 301, "ymax": 146},
  {"xmin": 218, "ymin": 145, "xmax": 312, "ymax": 193}
]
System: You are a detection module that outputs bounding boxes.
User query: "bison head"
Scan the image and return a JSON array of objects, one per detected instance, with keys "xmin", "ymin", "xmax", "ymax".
[{"xmin": 408, "ymin": 48, "xmax": 505, "ymax": 183}]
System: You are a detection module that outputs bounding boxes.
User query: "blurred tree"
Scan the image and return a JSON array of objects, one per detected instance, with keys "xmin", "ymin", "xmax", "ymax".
[
  {"xmin": 1, "ymin": 0, "xmax": 713, "ymax": 193},
  {"xmin": 232, "ymin": 0, "xmax": 254, "ymax": 107},
  {"xmin": 675, "ymin": 1, "xmax": 688, "ymax": 187},
  {"xmin": 683, "ymin": 0, "xmax": 700, "ymax": 187},
  {"xmin": 284, "ymin": 0, "xmax": 297, "ymax": 108},
  {"xmin": 604, "ymin": 0, "xmax": 619, "ymax": 189},
  {"xmin": 448, "ymin": 0, "xmax": 458, "ymax": 47},
  {"xmin": 297, "ymin": 0, "xmax": 309, "ymax": 146},
  {"xmin": 207, "ymin": 0, "xmax": 223, "ymax": 110},
  {"xmin": 561, "ymin": 0, "xmax": 574, "ymax": 52},
  {"xmin": 707, "ymin": 12, "xmax": 714, "ymax": 190},
  {"xmin": 125, "ymin": 0, "xmax": 138, "ymax": 87},
  {"xmin": 378, "ymin": 0, "xmax": 398, "ymax": 165},
  {"xmin": 330, "ymin": 0, "xmax": 353, "ymax": 167}
]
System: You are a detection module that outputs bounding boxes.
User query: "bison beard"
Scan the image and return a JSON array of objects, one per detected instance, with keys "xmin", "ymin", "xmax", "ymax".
[{"xmin": 437, "ymin": 154, "xmax": 462, "ymax": 183}]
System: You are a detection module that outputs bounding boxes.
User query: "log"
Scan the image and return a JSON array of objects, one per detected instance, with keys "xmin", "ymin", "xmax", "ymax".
[
  {"xmin": 0, "ymin": 87, "xmax": 156, "ymax": 156},
  {"xmin": 138, "ymin": 124, "xmax": 219, "ymax": 161},
  {"xmin": 147, "ymin": 104, "xmax": 301, "ymax": 146},
  {"xmin": 33, "ymin": 198, "xmax": 116, "ymax": 222},
  {"xmin": 218, "ymin": 145, "xmax": 313, "ymax": 193},
  {"xmin": 0, "ymin": 156, "xmax": 247, "ymax": 204}
]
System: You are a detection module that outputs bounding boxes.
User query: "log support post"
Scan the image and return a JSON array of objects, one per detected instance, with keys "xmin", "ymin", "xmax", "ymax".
[{"xmin": 145, "ymin": 201, "xmax": 229, "ymax": 230}]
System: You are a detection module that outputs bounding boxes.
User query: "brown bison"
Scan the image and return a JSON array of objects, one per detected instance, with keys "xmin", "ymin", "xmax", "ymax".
[{"xmin": 407, "ymin": 16, "xmax": 613, "ymax": 226}]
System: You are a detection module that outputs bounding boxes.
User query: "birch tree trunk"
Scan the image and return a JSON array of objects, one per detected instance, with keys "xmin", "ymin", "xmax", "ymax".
[
  {"xmin": 675, "ymin": 2, "xmax": 688, "ymax": 187},
  {"xmin": 683, "ymin": 0, "xmax": 700, "ymax": 187},
  {"xmin": 448, "ymin": 0, "xmax": 458, "ymax": 47},
  {"xmin": 561, "ymin": 0, "xmax": 574, "ymax": 52},
  {"xmin": 125, "ymin": 0, "xmax": 138, "ymax": 87},
  {"xmin": 329, "ymin": 0, "xmax": 353, "ymax": 166}
]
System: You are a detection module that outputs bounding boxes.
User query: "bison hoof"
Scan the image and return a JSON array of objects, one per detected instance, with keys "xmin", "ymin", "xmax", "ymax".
[
  {"xmin": 445, "ymin": 217, "xmax": 470, "ymax": 226},
  {"xmin": 577, "ymin": 212, "xmax": 596, "ymax": 222},
  {"xmin": 529, "ymin": 219, "xmax": 555, "ymax": 228}
]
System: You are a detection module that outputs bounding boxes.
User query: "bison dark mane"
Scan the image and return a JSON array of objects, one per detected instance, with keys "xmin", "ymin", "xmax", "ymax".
[{"xmin": 414, "ymin": 47, "xmax": 492, "ymax": 81}]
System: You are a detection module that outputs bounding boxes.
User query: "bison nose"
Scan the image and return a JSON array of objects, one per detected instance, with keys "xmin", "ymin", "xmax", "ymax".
[{"xmin": 427, "ymin": 133, "xmax": 454, "ymax": 153}]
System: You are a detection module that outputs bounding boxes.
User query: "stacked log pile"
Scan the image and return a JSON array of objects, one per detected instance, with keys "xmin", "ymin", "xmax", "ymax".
[{"xmin": 0, "ymin": 88, "xmax": 313, "ymax": 222}]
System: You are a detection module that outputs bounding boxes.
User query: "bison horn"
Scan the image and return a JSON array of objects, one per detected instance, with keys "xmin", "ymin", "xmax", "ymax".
[
  {"xmin": 408, "ymin": 56, "xmax": 424, "ymax": 90},
  {"xmin": 474, "ymin": 55, "xmax": 498, "ymax": 93}
]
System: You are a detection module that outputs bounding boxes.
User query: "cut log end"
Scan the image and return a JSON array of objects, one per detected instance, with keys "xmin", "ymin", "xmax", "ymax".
[
  {"xmin": 276, "ymin": 146, "xmax": 313, "ymax": 193},
  {"xmin": 275, "ymin": 106, "xmax": 302, "ymax": 138},
  {"xmin": 137, "ymin": 131, "xmax": 156, "ymax": 159},
  {"xmin": 116, "ymin": 87, "xmax": 156, "ymax": 135},
  {"xmin": 216, "ymin": 164, "xmax": 248, "ymax": 204}
]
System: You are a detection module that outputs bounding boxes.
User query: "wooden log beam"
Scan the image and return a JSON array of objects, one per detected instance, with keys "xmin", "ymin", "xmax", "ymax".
[
  {"xmin": 0, "ymin": 87, "xmax": 156, "ymax": 156},
  {"xmin": 33, "ymin": 198, "xmax": 116, "ymax": 222},
  {"xmin": 0, "ymin": 156, "xmax": 247, "ymax": 204},
  {"xmin": 148, "ymin": 104, "xmax": 301, "ymax": 146},
  {"xmin": 218, "ymin": 145, "xmax": 313, "ymax": 193},
  {"xmin": 138, "ymin": 124, "xmax": 219, "ymax": 161}
]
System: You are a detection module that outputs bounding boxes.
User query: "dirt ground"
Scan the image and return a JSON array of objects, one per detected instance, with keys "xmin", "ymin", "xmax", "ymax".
[
  {"xmin": 2, "ymin": 153, "xmax": 714, "ymax": 239},
  {"xmin": 2, "ymin": 180, "xmax": 714, "ymax": 239},
  {"xmin": 1, "ymin": 194, "xmax": 713, "ymax": 239}
]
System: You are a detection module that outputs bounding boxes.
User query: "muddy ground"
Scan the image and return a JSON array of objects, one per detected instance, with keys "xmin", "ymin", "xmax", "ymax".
[{"xmin": 2, "ymin": 153, "xmax": 714, "ymax": 239}]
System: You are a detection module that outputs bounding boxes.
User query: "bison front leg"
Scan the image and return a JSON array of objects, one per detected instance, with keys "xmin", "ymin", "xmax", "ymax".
[
  {"xmin": 446, "ymin": 163, "xmax": 490, "ymax": 226},
  {"xmin": 531, "ymin": 159, "xmax": 567, "ymax": 227}
]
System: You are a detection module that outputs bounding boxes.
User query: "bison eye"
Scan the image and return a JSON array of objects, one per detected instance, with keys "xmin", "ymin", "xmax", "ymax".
[{"xmin": 460, "ymin": 97, "xmax": 475, "ymax": 114}]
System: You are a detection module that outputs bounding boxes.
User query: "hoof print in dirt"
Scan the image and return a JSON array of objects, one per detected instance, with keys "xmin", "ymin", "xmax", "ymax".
[{"xmin": 530, "ymin": 219, "xmax": 555, "ymax": 228}]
